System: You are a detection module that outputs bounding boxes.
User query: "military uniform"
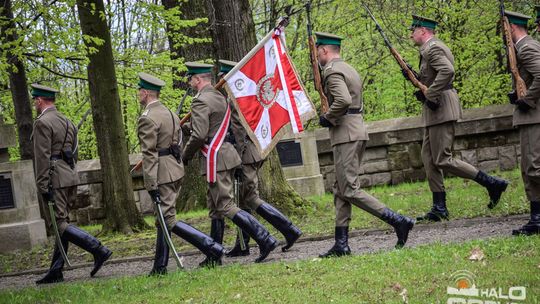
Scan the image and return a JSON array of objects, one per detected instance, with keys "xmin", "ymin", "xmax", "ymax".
[
  {"xmin": 217, "ymin": 60, "xmax": 302, "ymax": 257},
  {"xmin": 315, "ymin": 33, "xmax": 414, "ymax": 257},
  {"xmin": 182, "ymin": 62, "xmax": 278, "ymax": 264},
  {"xmin": 136, "ymin": 73, "xmax": 223, "ymax": 274},
  {"xmin": 32, "ymin": 84, "xmax": 111, "ymax": 284},
  {"xmin": 505, "ymin": 11, "xmax": 540, "ymax": 235},
  {"xmin": 409, "ymin": 16, "xmax": 508, "ymax": 222}
]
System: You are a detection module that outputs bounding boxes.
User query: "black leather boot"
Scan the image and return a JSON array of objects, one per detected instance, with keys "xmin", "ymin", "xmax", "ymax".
[
  {"xmin": 416, "ymin": 192, "xmax": 449, "ymax": 222},
  {"xmin": 513, "ymin": 201, "xmax": 540, "ymax": 236},
  {"xmin": 226, "ymin": 209, "xmax": 251, "ymax": 257},
  {"xmin": 231, "ymin": 210, "xmax": 278, "ymax": 263},
  {"xmin": 381, "ymin": 208, "xmax": 415, "ymax": 248},
  {"xmin": 199, "ymin": 219, "xmax": 225, "ymax": 267},
  {"xmin": 36, "ymin": 238, "xmax": 69, "ymax": 284},
  {"xmin": 62, "ymin": 225, "xmax": 112, "ymax": 277},
  {"xmin": 149, "ymin": 226, "xmax": 169, "ymax": 276},
  {"xmin": 474, "ymin": 170, "xmax": 509, "ymax": 209},
  {"xmin": 255, "ymin": 202, "xmax": 302, "ymax": 252},
  {"xmin": 171, "ymin": 221, "xmax": 224, "ymax": 267},
  {"xmin": 319, "ymin": 226, "xmax": 351, "ymax": 258}
]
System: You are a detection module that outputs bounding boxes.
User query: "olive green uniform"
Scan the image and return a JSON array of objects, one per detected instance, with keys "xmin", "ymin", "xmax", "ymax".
[
  {"xmin": 183, "ymin": 84, "xmax": 242, "ymax": 220},
  {"xmin": 322, "ymin": 58, "xmax": 386, "ymax": 226},
  {"xmin": 138, "ymin": 100, "xmax": 184, "ymax": 229},
  {"xmin": 418, "ymin": 37, "xmax": 478, "ymax": 192},
  {"xmin": 514, "ymin": 35, "xmax": 540, "ymax": 202},
  {"xmin": 33, "ymin": 106, "xmax": 79, "ymax": 234}
]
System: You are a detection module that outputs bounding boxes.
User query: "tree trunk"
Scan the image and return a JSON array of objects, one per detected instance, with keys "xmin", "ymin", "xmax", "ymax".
[
  {"xmin": 162, "ymin": 0, "xmax": 212, "ymax": 211},
  {"xmin": 0, "ymin": 0, "xmax": 34, "ymax": 160},
  {"xmin": 76, "ymin": 0, "xmax": 148, "ymax": 233},
  {"xmin": 208, "ymin": 0, "xmax": 308, "ymax": 214}
]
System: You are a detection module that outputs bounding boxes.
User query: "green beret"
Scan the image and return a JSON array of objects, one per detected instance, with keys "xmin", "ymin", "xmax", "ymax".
[
  {"xmin": 30, "ymin": 84, "xmax": 59, "ymax": 98},
  {"xmin": 218, "ymin": 59, "xmax": 237, "ymax": 75},
  {"xmin": 410, "ymin": 15, "xmax": 438, "ymax": 30},
  {"xmin": 138, "ymin": 72, "xmax": 165, "ymax": 91},
  {"xmin": 314, "ymin": 32, "xmax": 343, "ymax": 46},
  {"xmin": 185, "ymin": 62, "xmax": 213, "ymax": 76},
  {"xmin": 504, "ymin": 10, "xmax": 531, "ymax": 26}
]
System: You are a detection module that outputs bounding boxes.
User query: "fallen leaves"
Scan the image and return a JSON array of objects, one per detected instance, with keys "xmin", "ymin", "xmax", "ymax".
[{"xmin": 468, "ymin": 247, "xmax": 485, "ymax": 261}]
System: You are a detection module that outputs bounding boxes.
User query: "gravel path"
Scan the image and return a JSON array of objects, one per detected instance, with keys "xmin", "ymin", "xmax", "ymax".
[{"xmin": 0, "ymin": 214, "xmax": 529, "ymax": 291}]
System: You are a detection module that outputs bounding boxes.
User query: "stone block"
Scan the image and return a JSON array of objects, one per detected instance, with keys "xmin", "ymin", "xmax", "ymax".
[
  {"xmin": 402, "ymin": 168, "xmax": 426, "ymax": 182},
  {"xmin": 359, "ymin": 175, "xmax": 371, "ymax": 188},
  {"xmin": 286, "ymin": 174, "xmax": 325, "ymax": 197},
  {"xmin": 498, "ymin": 146, "xmax": 517, "ymax": 171},
  {"xmin": 362, "ymin": 160, "xmax": 389, "ymax": 174},
  {"xmin": 324, "ymin": 172, "xmax": 335, "ymax": 192},
  {"xmin": 408, "ymin": 143, "xmax": 423, "ymax": 168},
  {"xmin": 391, "ymin": 170, "xmax": 404, "ymax": 185},
  {"xmin": 477, "ymin": 147, "xmax": 498, "ymax": 161},
  {"xmin": 478, "ymin": 160, "xmax": 499, "ymax": 172},
  {"xmin": 0, "ymin": 219, "xmax": 47, "ymax": 253},
  {"xmin": 370, "ymin": 172, "xmax": 392, "ymax": 186},
  {"xmin": 388, "ymin": 144, "xmax": 407, "ymax": 152},
  {"xmin": 363, "ymin": 147, "xmax": 387, "ymax": 161},
  {"xmin": 388, "ymin": 151, "xmax": 410, "ymax": 170},
  {"xmin": 318, "ymin": 153, "xmax": 334, "ymax": 167}
]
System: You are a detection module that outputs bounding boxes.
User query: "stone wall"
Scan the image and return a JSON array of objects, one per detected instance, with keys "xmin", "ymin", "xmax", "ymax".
[{"xmin": 316, "ymin": 104, "xmax": 519, "ymax": 192}]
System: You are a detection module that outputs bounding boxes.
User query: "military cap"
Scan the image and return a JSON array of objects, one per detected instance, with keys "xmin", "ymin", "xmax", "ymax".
[
  {"xmin": 138, "ymin": 72, "xmax": 165, "ymax": 91},
  {"xmin": 30, "ymin": 84, "xmax": 59, "ymax": 98},
  {"xmin": 315, "ymin": 32, "xmax": 343, "ymax": 46},
  {"xmin": 185, "ymin": 62, "xmax": 213, "ymax": 76},
  {"xmin": 410, "ymin": 15, "xmax": 438, "ymax": 30},
  {"xmin": 535, "ymin": 5, "xmax": 540, "ymax": 23},
  {"xmin": 218, "ymin": 59, "xmax": 237, "ymax": 75},
  {"xmin": 504, "ymin": 10, "xmax": 531, "ymax": 26}
]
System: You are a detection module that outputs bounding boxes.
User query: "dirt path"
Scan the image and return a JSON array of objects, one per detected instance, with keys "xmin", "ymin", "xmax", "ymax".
[{"xmin": 0, "ymin": 215, "xmax": 529, "ymax": 291}]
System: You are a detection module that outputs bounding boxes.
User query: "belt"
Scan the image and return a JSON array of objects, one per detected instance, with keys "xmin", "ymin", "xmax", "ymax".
[
  {"xmin": 158, "ymin": 148, "xmax": 171, "ymax": 157},
  {"xmin": 347, "ymin": 108, "xmax": 362, "ymax": 114},
  {"xmin": 50, "ymin": 154, "xmax": 62, "ymax": 161}
]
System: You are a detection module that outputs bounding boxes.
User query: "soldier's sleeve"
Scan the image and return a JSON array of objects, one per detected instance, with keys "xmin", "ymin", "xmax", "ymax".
[
  {"xmin": 33, "ymin": 119, "xmax": 52, "ymax": 194},
  {"xmin": 324, "ymin": 72, "xmax": 352, "ymax": 125},
  {"xmin": 520, "ymin": 43, "xmax": 540, "ymax": 108},
  {"xmin": 183, "ymin": 99, "xmax": 209, "ymax": 160},
  {"xmin": 137, "ymin": 115, "xmax": 159, "ymax": 191},
  {"xmin": 425, "ymin": 45, "xmax": 454, "ymax": 103},
  {"xmin": 230, "ymin": 104, "xmax": 246, "ymax": 157}
]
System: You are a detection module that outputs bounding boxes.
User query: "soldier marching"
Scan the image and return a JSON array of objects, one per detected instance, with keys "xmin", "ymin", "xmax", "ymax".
[{"xmin": 28, "ymin": 4, "xmax": 539, "ymax": 285}]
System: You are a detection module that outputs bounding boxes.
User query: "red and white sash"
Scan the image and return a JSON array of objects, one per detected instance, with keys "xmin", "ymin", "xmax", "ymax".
[{"xmin": 200, "ymin": 105, "xmax": 232, "ymax": 183}]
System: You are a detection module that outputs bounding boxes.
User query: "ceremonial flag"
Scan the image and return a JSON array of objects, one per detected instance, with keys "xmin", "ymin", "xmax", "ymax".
[{"xmin": 224, "ymin": 27, "xmax": 316, "ymax": 158}]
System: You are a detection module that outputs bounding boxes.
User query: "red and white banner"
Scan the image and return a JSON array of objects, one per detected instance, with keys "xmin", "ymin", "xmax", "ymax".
[
  {"xmin": 201, "ymin": 105, "xmax": 232, "ymax": 183},
  {"xmin": 224, "ymin": 29, "xmax": 315, "ymax": 158}
]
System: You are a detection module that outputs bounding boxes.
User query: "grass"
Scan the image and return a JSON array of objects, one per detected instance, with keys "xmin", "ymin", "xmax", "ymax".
[
  {"xmin": 0, "ymin": 168, "xmax": 529, "ymax": 274},
  {"xmin": 1, "ymin": 235, "xmax": 539, "ymax": 303}
]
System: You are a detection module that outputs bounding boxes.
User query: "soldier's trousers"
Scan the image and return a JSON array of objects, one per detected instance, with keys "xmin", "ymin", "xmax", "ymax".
[
  {"xmin": 155, "ymin": 179, "xmax": 182, "ymax": 230},
  {"xmin": 237, "ymin": 162, "xmax": 265, "ymax": 210},
  {"xmin": 51, "ymin": 185, "xmax": 77, "ymax": 234},
  {"xmin": 422, "ymin": 122, "xmax": 478, "ymax": 192},
  {"xmin": 519, "ymin": 124, "xmax": 540, "ymax": 201},
  {"xmin": 207, "ymin": 170, "xmax": 241, "ymax": 220},
  {"xmin": 333, "ymin": 140, "xmax": 387, "ymax": 227}
]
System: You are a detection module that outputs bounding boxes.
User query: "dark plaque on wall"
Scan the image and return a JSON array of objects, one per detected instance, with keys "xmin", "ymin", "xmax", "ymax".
[
  {"xmin": 0, "ymin": 173, "xmax": 14, "ymax": 209},
  {"xmin": 276, "ymin": 140, "xmax": 303, "ymax": 167}
]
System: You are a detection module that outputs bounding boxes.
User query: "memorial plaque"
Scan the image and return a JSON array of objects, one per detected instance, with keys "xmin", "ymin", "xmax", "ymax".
[
  {"xmin": 0, "ymin": 173, "xmax": 14, "ymax": 209},
  {"xmin": 276, "ymin": 140, "xmax": 303, "ymax": 167}
]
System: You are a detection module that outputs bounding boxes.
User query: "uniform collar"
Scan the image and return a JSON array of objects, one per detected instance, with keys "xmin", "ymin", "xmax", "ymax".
[
  {"xmin": 420, "ymin": 37, "xmax": 437, "ymax": 52},
  {"xmin": 323, "ymin": 57, "xmax": 343, "ymax": 69},
  {"xmin": 515, "ymin": 35, "xmax": 530, "ymax": 48},
  {"xmin": 145, "ymin": 100, "xmax": 161, "ymax": 109},
  {"xmin": 37, "ymin": 106, "xmax": 56, "ymax": 119},
  {"xmin": 199, "ymin": 83, "xmax": 214, "ymax": 93}
]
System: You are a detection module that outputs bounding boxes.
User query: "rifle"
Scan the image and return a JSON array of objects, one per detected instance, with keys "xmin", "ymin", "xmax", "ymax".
[
  {"xmin": 176, "ymin": 87, "xmax": 192, "ymax": 116},
  {"xmin": 305, "ymin": 0, "xmax": 329, "ymax": 114},
  {"xmin": 500, "ymin": 0, "xmax": 527, "ymax": 99},
  {"xmin": 363, "ymin": 5, "xmax": 428, "ymax": 95}
]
